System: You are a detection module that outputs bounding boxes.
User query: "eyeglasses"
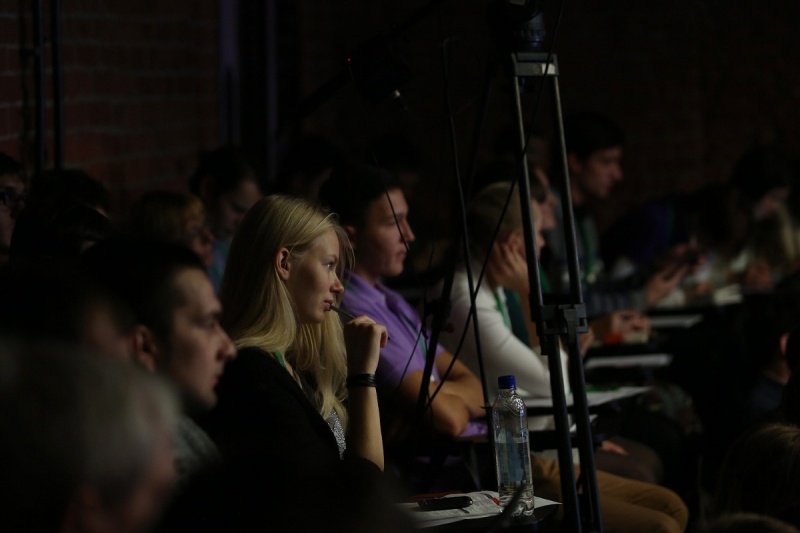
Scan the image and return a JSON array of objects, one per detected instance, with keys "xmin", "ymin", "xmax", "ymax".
[{"xmin": 0, "ymin": 188, "xmax": 25, "ymax": 211}]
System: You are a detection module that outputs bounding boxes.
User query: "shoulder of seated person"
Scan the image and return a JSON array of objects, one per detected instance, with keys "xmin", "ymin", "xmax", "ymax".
[{"xmin": 220, "ymin": 347, "xmax": 285, "ymax": 385}]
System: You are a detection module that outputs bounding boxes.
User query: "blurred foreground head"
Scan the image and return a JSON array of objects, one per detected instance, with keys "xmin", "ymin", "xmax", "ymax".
[{"xmin": 0, "ymin": 344, "xmax": 179, "ymax": 532}]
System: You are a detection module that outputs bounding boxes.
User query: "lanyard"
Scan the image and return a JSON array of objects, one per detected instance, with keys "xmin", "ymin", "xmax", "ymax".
[
  {"xmin": 578, "ymin": 216, "xmax": 597, "ymax": 284},
  {"xmin": 494, "ymin": 290, "xmax": 511, "ymax": 329}
]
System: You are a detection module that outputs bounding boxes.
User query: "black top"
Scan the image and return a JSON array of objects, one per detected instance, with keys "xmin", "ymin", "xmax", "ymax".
[
  {"xmin": 162, "ymin": 348, "xmax": 411, "ymax": 532},
  {"xmin": 200, "ymin": 346, "xmax": 378, "ymax": 478}
]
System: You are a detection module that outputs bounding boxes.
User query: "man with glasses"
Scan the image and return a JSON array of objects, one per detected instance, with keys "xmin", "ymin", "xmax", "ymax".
[{"xmin": 0, "ymin": 153, "xmax": 25, "ymax": 265}]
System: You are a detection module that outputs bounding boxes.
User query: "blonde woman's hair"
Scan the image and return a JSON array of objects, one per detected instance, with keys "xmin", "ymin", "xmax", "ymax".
[
  {"xmin": 467, "ymin": 181, "xmax": 542, "ymax": 260},
  {"xmin": 220, "ymin": 194, "xmax": 352, "ymax": 427}
]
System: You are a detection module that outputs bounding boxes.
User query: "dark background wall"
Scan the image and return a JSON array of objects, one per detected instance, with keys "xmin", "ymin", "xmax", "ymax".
[
  {"xmin": 295, "ymin": 0, "xmax": 800, "ymax": 231},
  {"xmin": 2, "ymin": 1, "xmax": 799, "ymax": 229}
]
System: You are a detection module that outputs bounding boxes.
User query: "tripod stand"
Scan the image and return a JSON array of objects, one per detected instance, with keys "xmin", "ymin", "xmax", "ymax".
[{"xmin": 470, "ymin": 50, "xmax": 603, "ymax": 532}]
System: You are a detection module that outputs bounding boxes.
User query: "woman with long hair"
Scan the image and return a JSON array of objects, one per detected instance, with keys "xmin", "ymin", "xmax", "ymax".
[{"xmin": 202, "ymin": 194, "xmax": 387, "ymax": 479}]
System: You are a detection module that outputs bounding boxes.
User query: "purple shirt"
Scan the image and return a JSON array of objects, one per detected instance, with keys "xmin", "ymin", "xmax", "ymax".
[{"xmin": 342, "ymin": 272, "xmax": 487, "ymax": 439}]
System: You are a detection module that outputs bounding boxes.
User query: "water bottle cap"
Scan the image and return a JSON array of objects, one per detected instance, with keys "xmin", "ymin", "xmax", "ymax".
[{"xmin": 498, "ymin": 375, "xmax": 516, "ymax": 389}]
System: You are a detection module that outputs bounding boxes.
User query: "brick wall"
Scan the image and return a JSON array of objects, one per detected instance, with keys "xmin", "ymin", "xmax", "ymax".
[{"xmin": 1, "ymin": 1, "xmax": 218, "ymax": 215}]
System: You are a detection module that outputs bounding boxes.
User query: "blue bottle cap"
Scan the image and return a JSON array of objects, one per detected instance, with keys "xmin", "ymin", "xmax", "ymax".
[{"xmin": 498, "ymin": 375, "xmax": 516, "ymax": 389}]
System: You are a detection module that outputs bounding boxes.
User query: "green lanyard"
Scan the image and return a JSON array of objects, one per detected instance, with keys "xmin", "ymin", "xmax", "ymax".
[
  {"xmin": 578, "ymin": 217, "xmax": 597, "ymax": 284},
  {"xmin": 494, "ymin": 290, "xmax": 511, "ymax": 329}
]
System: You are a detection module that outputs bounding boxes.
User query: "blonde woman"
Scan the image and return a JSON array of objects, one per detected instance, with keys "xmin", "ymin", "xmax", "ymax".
[{"xmin": 202, "ymin": 194, "xmax": 387, "ymax": 479}]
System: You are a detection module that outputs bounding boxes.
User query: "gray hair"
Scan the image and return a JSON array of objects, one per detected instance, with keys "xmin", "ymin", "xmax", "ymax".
[{"xmin": 0, "ymin": 342, "xmax": 179, "ymax": 530}]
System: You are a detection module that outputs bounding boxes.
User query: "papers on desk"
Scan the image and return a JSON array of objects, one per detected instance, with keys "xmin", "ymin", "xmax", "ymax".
[
  {"xmin": 399, "ymin": 491, "xmax": 560, "ymax": 528},
  {"xmin": 648, "ymin": 314, "xmax": 703, "ymax": 329},
  {"xmin": 712, "ymin": 284, "xmax": 743, "ymax": 305},
  {"xmin": 584, "ymin": 353, "xmax": 673, "ymax": 370},
  {"xmin": 523, "ymin": 386, "xmax": 649, "ymax": 409}
]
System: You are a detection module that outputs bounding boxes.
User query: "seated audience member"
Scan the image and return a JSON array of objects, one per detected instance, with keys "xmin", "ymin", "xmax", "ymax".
[
  {"xmin": 188, "ymin": 146, "xmax": 264, "ymax": 291},
  {"xmin": 730, "ymin": 145, "xmax": 796, "ymax": 286},
  {"xmin": 0, "ymin": 262, "xmax": 133, "ymax": 360},
  {"xmin": 10, "ymin": 200, "xmax": 113, "ymax": 265},
  {"xmin": 740, "ymin": 273, "xmax": 800, "ymax": 426},
  {"xmin": 448, "ymin": 180, "xmax": 666, "ymax": 481},
  {"xmin": 601, "ymin": 191, "xmax": 697, "ymax": 283},
  {"xmin": 126, "ymin": 191, "xmax": 214, "ymax": 267},
  {"xmin": 447, "ymin": 180, "xmax": 569, "ymax": 401},
  {"xmin": 473, "ymin": 160, "xmax": 652, "ymax": 345},
  {"xmin": 319, "ymin": 165, "xmax": 485, "ymax": 491},
  {"xmin": 29, "ymin": 167, "xmax": 110, "ymax": 215},
  {"xmin": 700, "ymin": 275, "xmax": 800, "ymax": 495},
  {"xmin": 0, "ymin": 152, "xmax": 25, "ymax": 265},
  {"xmin": 548, "ymin": 111, "xmax": 689, "ymax": 315},
  {"xmin": 83, "ymin": 239, "xmax": 236, "ymax": 481},
  {"xmin": 320, "ymin": 167, "xmax": 688, "ymax": 533},
  {"xmin": 0, "ymin": 344, "xmax": 179, "ymax": 533},
  {"xmin": 714, "ymin": 423, "xmax": 800, "ymax": 529},
  {"xmin": 780, "ymin": 329, "xmax": 800, "ymax": 425},
  {"xmin": 699, "ymin": 514, "xmax": 799, "ymax": 533},
  {"xmin": 202, "ymin": 195, "xmax": 388, "ymax": 490}
]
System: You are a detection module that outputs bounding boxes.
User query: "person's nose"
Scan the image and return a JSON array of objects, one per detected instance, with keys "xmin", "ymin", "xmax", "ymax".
[
  {"xmin": 331, "ymin": 273, "xmax": 344, "ymax": 295},
  {"xmin": 401, "ymin": 219, "xmax": 415, "ymax": 244},
  {"xmin": 220, "ymin": 332, "xmax": 237, "ymax": 361}
]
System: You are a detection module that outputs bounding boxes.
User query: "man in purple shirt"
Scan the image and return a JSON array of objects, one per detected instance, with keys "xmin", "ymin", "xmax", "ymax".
[{"xmin": 320, "ymin": 165, "xmax": 486, "ymax": 447}]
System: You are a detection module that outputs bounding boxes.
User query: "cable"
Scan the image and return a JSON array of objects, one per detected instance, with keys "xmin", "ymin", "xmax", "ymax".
[{"xmin": 425, "ymin": 0, "xmax": 567, "ymax": 410}]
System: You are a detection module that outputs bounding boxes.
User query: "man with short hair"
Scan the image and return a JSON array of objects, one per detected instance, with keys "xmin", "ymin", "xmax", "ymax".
[
  {"xmin": 547, "ymin": 111, "xmax": 686, "ymax": 315},
  {"xmin": 83, "ymin": 239, "xmax": 237, "ymax": 481}
]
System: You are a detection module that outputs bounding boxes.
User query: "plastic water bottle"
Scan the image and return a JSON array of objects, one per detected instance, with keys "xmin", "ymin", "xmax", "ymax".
[{"xmin": 493, "ymin": 375, "xmax": 535, "ymax": 516}]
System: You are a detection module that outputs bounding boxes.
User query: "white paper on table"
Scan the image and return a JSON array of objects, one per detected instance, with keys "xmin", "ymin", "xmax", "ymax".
[
  {"xmin": 398, "ymin": 492, "xmax": 560, "ymax": 527},
  {"xmin": 648, "ymin": 314, "xmax": 703, "ymax": 329},
  {"xmin": 523, "ymin": 386, "xmax": 649, "ymax": 409},
  {"xmin": 583, "ymin": 354, "xmax": 672, "ymax": 370}
]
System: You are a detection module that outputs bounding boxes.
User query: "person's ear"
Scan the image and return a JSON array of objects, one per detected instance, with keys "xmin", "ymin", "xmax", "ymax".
[
  {"xmin": 343, "ymin": 225, "xmax": 357, "ymax": 249},
  {"xmin": 275, "ymin": 247, "xmax": 292, "ymax": 281},
  {"xmin": 567, "ymin": 153, "xmax": 584, "ymax": 176},
  {"xmin": 780, "ymin": 332, "xmax": 790, "ymax": 357},
  {"xmin": 131, "ymin": 324, "xmax": 160, "ymax": 372}
]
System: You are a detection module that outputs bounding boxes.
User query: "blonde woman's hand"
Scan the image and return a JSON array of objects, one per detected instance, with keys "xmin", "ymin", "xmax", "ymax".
[{"xmin": 343, "ymin": 315, "xmax": 388, "ymax": 375}]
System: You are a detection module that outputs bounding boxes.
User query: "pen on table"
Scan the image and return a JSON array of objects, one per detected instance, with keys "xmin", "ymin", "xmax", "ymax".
[{"xmin": 330, "ymin": 304, "xmax": 391, "ymax": 342}]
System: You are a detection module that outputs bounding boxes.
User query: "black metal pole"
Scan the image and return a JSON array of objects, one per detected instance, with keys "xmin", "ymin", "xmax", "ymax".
[
  {"xmin": 509, "ymin": 55, "xmax": 582, "ymax": 532},
  {"xmin": 463, "ymin": 55, "xmax": 498, "ymax": 201},
  {"xmin": 32, "ymin": 0, "xmax": 46, "ymax": 176},
  {"xmin": 50, "ymin": 0, "xmax": 64, "ymax": 170},
  {"xmin": 264, "ymin": 0, "xmax": 278, "ymax": 184},
  {"xmin": 550, "ymin": 71, "xmax": 603, "ymax": 532}
]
